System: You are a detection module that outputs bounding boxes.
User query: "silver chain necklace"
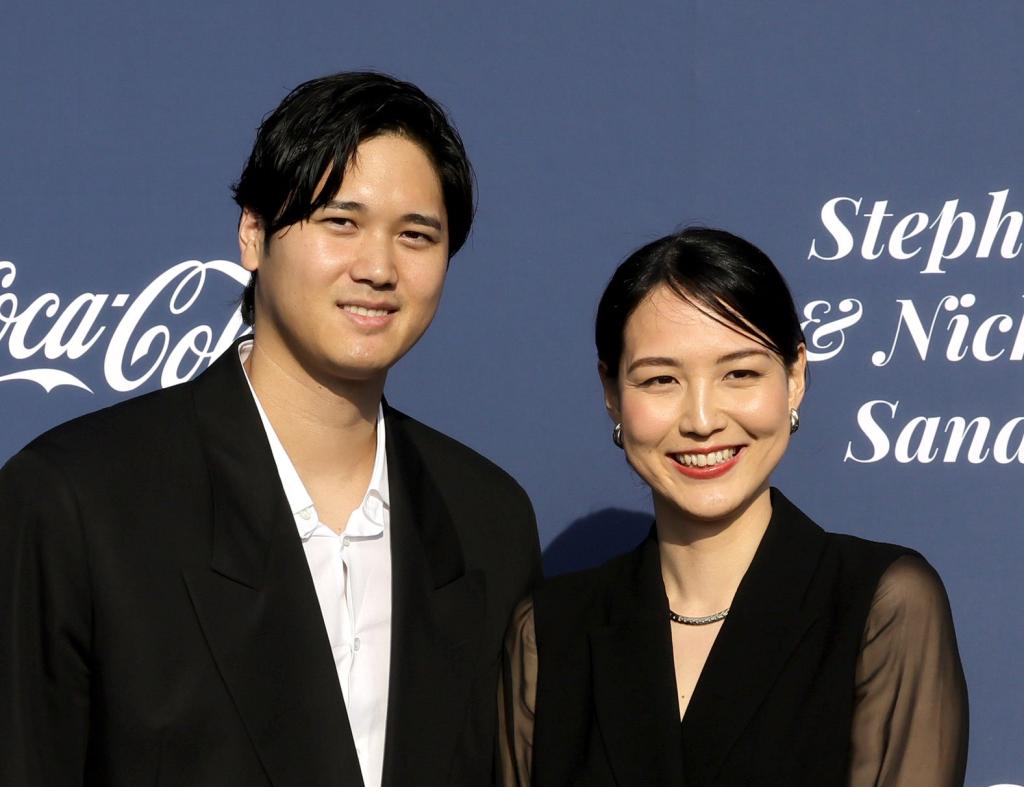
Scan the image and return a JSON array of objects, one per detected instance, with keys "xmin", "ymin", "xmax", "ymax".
[{"xmin": 668, "ymin": 607, "xmax": 730, "ymax": 626}]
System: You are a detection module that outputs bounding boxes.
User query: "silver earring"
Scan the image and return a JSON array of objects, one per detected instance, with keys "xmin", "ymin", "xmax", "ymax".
[
  {"xmin": 612, "ymin": 423, "xmax": 624, "ymax": 449},
  {"xmin": 789, "ymin": 408, "xmax": 800, "ymax": 434}
]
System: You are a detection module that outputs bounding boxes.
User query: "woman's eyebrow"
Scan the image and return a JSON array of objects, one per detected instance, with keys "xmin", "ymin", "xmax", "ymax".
[
  {"xmin": 626, "ymin": 356, "xmax": 679, "ymax": 374},
  {"xmin": 716, "ymin": 349, "xmax": 772, "ymax": 364}
]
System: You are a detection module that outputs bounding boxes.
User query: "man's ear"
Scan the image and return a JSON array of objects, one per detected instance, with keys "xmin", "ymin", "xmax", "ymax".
[
  {"xmin": 238, "ymin": 208, "xmax": 265, "ymax": 273},
  {"xmin": 788, "ymin": 344, "xmax": 807, "ymax": 411},
  {"xmin": 598, "ymin": 362, "xmax": 622, "ymax": 424}
]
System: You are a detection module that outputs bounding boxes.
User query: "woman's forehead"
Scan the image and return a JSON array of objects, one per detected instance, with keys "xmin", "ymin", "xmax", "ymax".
[{"xmin": 623, "ymin": 286, "xmax": 771, "ymax": 357}]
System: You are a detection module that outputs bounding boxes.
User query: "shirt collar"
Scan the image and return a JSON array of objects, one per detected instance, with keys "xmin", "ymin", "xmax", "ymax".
[{"xmin": 237, "ymin": 339, "xmax": 389, "ymax": 539}]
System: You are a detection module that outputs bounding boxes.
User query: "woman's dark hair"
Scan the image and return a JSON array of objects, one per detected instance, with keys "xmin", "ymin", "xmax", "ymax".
[
  {"xmin": 595, "ymin": 228, "xmax": 805, "ymax": 377},
  {"xmin": 232, "ymin": 71, "xmax": 475, "ymax": 325}
]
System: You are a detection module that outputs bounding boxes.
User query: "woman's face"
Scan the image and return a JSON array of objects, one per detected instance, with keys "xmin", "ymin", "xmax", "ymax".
[{"xmin": 602, "ymin": 285, "xmax": 805, "ymax": 529}]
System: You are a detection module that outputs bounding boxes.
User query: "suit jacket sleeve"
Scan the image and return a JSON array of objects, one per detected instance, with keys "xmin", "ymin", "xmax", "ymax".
[{"xmin": 0, "ymin": 446, "xmax": 93, "ymax": 785}]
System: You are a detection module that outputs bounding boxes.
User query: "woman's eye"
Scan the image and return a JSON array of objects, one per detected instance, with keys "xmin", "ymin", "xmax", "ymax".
[
  {"xmin": 642, "ymin": 375, "xmax": 676, "ymax": 386},
  {"xmin": 726, "ymin": 369, "xmax": 760, "ymax": 380},
  {"xmin": 326, "ymin": 217, "xmax": 355, "ymax": 228}
]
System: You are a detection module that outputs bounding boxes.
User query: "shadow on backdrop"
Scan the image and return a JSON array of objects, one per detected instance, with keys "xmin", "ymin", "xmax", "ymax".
[{"xmin": 542, "ymin": 508, "xmax": 653, "ymax": 577}]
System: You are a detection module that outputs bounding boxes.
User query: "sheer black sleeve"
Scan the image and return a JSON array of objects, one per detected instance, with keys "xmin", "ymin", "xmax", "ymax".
[
  {"xmin": 498, "ymin": 597, "xmax": 537, "ymax": 787},
  {"xmin": 848, "ymin": 555, "xmax": 968, "ymax": 787}
]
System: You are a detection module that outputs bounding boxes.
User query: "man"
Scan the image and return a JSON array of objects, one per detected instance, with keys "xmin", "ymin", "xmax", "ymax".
[{"xmin": 0, "ymin": 72, "xmax": 541, "ymax": 787}]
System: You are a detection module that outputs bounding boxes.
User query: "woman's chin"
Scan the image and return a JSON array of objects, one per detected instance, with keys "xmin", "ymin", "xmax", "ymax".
[{"xmin": 656, "ymin": 486, "xmax": 771, "ymax": 532}]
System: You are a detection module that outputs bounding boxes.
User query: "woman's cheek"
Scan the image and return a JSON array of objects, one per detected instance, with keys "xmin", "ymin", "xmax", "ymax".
[
  {"xmin": 621, "ymin": 396, "xmax": 677, "ymax": 445},
  {"xmin": 731, "ymin": 387, "xmax": 790, "ymax": 435}
]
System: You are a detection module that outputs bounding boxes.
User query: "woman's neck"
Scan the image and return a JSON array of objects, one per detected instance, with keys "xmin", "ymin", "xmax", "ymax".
[{"xmin": 655, "ymin": 486, "xmax": 773, "ymax": 616}]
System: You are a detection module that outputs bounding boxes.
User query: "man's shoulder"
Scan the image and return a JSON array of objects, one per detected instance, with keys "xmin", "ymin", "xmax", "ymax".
[
  {"xmin": 385, "ymin": 406, "xmax": 541, "ymax": 591},
  {"xmin": 9, "ymin": 381, "xmax": 195, "ymax": 473},
  {"xmin": 386, "ymin": 405, "xmax": 530, "ymax": 502}
]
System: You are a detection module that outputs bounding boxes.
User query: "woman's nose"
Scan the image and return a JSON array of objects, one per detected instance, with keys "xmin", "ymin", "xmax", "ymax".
[{"xmin": 677, "ymin": 382, "xmax": 725, "ymax": 437}]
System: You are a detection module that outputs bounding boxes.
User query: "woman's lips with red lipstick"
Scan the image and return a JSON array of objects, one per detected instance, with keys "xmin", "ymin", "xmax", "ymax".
[{"xmin": 669, "ymin": 446, "xmax": 743, "ymax": 479}]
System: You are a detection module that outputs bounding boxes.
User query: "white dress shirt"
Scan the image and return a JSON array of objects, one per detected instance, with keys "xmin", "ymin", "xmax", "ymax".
[{"xmin": 238, "ymin": 341, "xmax": 392, "ymax": 787}]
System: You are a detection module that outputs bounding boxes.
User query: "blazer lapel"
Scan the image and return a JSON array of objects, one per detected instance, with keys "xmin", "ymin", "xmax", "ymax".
[
  {"xmin": 589, "ymin": 534, "xmax": 686, "ymax": 786},
  {"xmin": 680, "ymin": 489, "xmax": 827, "ymax": 785},
  {"xmin": 379, "ymin": 408, "xmax": 487, "ymax": 787},
  {"xmin": 182, "ymin": 342, "xmax": 363, "ymax": 787}
]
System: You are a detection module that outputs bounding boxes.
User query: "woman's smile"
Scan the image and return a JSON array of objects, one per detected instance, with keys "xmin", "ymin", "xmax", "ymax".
[{"xmin": 669, "ymin": 445, "xmax": 743, "ymax": 479}]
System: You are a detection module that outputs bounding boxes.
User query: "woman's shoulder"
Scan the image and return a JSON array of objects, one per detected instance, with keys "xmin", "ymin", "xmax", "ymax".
[
  {"xmin": 865, "ymin": 553, "xmax": 953, "ymax": 625},
  {"xmin": 531, "ymin": 535, "xmax": 655, "ymax": 628},
  {"xmin": 822, "ymin": 528, "xmax": 920, "ymax": 565},
  {"xmin": 814, "ymin": 529, "xmax": 953, "ymax": 626},
  {"xmin": 817, "ymin": 527, "xmax": 935, "ymax": 593},
  {"xmin": 535, "ymin": 548, "xmax": 637, "ymax": 606},
  {"xmin": 769, "ymin": 491, "xmax": 949, "ymax": 619}
]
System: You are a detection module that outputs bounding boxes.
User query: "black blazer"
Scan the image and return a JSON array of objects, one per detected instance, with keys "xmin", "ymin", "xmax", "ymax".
[
  {"xmin": 0, "ymin": 341, "xmax": 541, "ymax": 787},
  {"xmin": 527, "ymin": 491, "xmax": 945, "ymax": 787}
]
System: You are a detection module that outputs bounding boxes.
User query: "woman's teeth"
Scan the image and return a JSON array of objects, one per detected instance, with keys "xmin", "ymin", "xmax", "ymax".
[{"xmin": 675, "ymin": 448, "xmax": 737, "ymax": 467}]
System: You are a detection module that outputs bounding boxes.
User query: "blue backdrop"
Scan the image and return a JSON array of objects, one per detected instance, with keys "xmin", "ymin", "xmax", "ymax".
[{"xmin": 2, "ymin": 2, "xmax": 1021, "ymax": 783}]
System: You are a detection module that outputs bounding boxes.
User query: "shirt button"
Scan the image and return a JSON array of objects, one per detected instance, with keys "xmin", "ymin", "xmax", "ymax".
[
  {"xmin": 299, "ymin": 509, "xmax": 312, "ymax": 521},
  {"xmin": 342, "ymin": 536, "xmax": 351, "ymax": 547},
  {"xmin": 353, "ymin": 637, "xmax": 361, "ymax": 652}
]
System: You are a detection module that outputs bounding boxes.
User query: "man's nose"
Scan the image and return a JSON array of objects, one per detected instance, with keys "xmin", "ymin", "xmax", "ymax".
[{"xmin": 350, "ymin": 232, "xmax": 398, "ymax": 287}]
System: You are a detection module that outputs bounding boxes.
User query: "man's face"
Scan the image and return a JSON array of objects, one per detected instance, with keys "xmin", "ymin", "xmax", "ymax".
[{"xmin": 239, "ymin": 133, "xmax": 449, "ymax": 388}]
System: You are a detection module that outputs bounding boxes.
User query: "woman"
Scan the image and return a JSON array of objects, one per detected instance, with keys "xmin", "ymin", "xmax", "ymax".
[{"xmin": 500, "ymin": 228, "xmax": 968, "ymax": 786}]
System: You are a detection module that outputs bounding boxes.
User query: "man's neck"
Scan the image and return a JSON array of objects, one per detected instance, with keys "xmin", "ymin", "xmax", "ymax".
[{"xmin": 244, "ymin": 339, "xmax": 382, "ymax": 483}]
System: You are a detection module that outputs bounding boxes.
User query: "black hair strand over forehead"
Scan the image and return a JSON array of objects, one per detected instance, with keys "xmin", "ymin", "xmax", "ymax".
[
  {"xmin": 232, "ymin": 71, "xmax": 475, "ymax": 326},
  {"xmin": 595, "ymin": 227, "xmax": 805, "ymax": 378}
]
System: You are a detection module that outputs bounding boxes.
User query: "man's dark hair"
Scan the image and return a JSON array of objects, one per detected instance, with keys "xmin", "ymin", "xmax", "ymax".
[
  {"xmin": 595, "ymin": 227, "xmax": 805, "ymax": 378},
  {"xmin": 232, "ymin": 71, "xmax": 475, "ymax": 325}
]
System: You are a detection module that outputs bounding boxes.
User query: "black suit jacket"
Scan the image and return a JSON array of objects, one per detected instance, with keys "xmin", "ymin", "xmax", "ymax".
[
  {"xmin": 529, "ymin": 491, "xmax": 925, "ymax": 787},
  {"xmin": 0, "ymin": 341, "xmax": 541, "ymax": 786}
]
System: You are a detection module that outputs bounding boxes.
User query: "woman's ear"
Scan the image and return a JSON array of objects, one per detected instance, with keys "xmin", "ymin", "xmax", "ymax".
[
  {"xmin": 238, "ymin": 208, "xmax": 265, "ymax": 273},
  {"xmin": 788, "ymin": 344, "xmax": 807, "ymax": 411},
  {"xmin": 598, "ymin": 361, "xmax": 622, "ymax": 424}
]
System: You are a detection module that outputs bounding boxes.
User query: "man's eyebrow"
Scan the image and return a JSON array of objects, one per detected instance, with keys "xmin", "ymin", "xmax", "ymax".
[
  {"xmin": 402, "ymin": 213, "xmax": 443, "ymax": 232},
  {"xmin": 626, "ymin": 356, "xmax": 679, "ymax": 374},
  {"xmin": 716, "ymin": 349, "xmax": 773, "ymax": 364},
  {"xmin": 324, "ymin": 200, "xmax": 365, "ymax": 211}
]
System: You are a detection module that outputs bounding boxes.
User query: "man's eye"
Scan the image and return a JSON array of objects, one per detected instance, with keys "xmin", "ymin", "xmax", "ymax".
[
  {"xmin": 324, "ymin": 216, "xmax": 356, "ymax": 229},
  {"xmin": 402, "ymin": 230, "xmax": 437, "ymax": 244}
]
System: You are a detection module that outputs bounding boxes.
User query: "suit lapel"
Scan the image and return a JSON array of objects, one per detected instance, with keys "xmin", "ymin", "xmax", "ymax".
[
  {"xmin": 379, "ymin": 407, "xmax": 487, "ymax": 787},
  {"xmin": 680, "ymin": 489, "xmax": 827, "ymax": 785},
  {"xmin": 182, "ymin": 342, "xmax": 363, "ymax": 787},
  {"xmin": 589, "ymin": 534, "xmax": 686, "ymax": 786}
]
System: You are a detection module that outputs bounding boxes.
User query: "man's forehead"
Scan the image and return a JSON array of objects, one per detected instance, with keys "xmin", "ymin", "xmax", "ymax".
[{"xmin": 310, "ymin": 134, "xmax": 444, "ymax": 204}]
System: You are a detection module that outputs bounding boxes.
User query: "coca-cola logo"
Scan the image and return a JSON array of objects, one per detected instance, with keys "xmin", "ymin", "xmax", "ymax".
[{"xmin": 0, "ymin": 260, "xmax": 248, "ymax": 393}]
